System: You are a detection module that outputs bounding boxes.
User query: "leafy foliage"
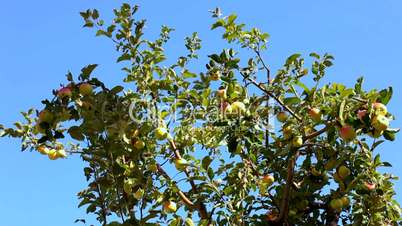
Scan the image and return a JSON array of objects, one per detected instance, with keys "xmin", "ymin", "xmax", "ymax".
[{"xmin": 1, "ymin": 3, "xmax": 400, "ymax": 226}]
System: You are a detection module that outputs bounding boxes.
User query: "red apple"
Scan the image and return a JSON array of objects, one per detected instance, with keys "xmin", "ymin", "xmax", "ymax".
[
  {"xmin": 261, "ymin": 175, "xmax": 275, "ymax": 186},
  {"xmin": 79, "ymin": 83, "xmax": 93, "ymax": 96},
  {"xmin": 357, "ymin": 109, "xmax": 367, "ymax": 122},
  {"xmin": 163, "ymin": 201, "xmax": 177, "ymax": 213},
  {"xmin": 339, "ymin": 125, "xmax": 356, "ymax": 141},
  {"xmin": 37, "ymin": 145, "xmax": 49, "ymax": 155},
  {"xmin": 364, "ymin": 182, "xmax": 376, "ymax": 191},
  {"xmin": 57, "ymin": 87, "xmax": 72, "ymax": 99},
  {"xmin": 276, "ymin": 112, "xmax": 288, "ymax": 123},
  {"xmin": 308, "ymin": 108, "xmax": 322, "ymax": 122}
]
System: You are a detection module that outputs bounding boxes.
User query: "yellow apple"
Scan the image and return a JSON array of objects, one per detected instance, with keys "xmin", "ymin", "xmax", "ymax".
[
  {"xmin": 340, "ymin": 196, "xmax": 350, "ymax": 207},
  {"xmin": 133, "ymin": 188, "xmax": 144, "ymax": 200},
  {"xmin": 174, "ymin": 158, "xmax": 188, "ymax": 171},
  {"xmin": 47, "ymin": 149, "xmax": 59, "ymax": 160},
  {"xmin": 308, "ymin": 108, "xmax": 322, "ymax": 122},
  {"xmin": 37, "ymin": 145, "xmax": 49, "ymax": 155},
  {"xmin": 276, "ymin": 112, "xmax": 288, "ymax": 123},
  {"xmin": 261, "ymin": 175, "xmax": 275, "ymax": 186},
  {"xmin": 282, "ymin": 126, "xmax": 293, "ymax": 139},
  {"xmin": 292, "ymin": 136, "xmax": 303, "ymax": 147},
  {"xmin": 339, "ymin": 125, "xmax": 356, "ymax": 141},
  {"xmin": 371, "ymin": 114, "xmax": 389, "ymax": 131},
  {"xmin": 163, "ymin": 201, "xmax": 177, "ymax": 213},
  {"xmin": 56, "ymin": 149, "xmax": 67, "ymax": 158},
  {"xmin": 79, "ymin": 83, "xmax": 93, "ymax": 96},
  {"xmin": 337, "ymin": 165, "xmax": 351, "ymax": 179},
  {"xmin": 149, "ymin": 163, "xmax": 158, "ymax": 172},
  {"xmin": 372, "ymin": 102, "xmax": 387, "ymax": 116},
  {"xmin": 134, "ymin": 140, "xmax": 145, "ymax": 150},
  {"xmin": 155, "ymin": 127, "xmax": 168, "ymax": 140},
  {"xmin": 231, "ymin": 101, "xmax": 246, "ymax": 114}
]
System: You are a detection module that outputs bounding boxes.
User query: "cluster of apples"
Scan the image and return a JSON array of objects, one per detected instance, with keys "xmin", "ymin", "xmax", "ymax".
[
  {"xmin": 36, "ymin": 145, "xmax": 67, "ymax": 160},
  {"xmin": 57, "ymin": 82, "xmax": 93, "ymax": 100},
  {"xmin": 329, "ymin": 196, "xmax": 350, "ymax": 211},
  {"xmin": 339, "ymin": 102, "xmax": 391, "ymax": 141}
]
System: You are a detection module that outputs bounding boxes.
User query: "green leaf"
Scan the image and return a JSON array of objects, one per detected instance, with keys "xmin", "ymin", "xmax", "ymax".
[
  {"xmin": 80, "ymin": 64, "xmax": 98, "ymax": 80},
  {"xmin": 117, "ymin": 53, "xmax": 131, "ymax": 62},
  {"xmin": 68, "ymin": 126, "xmax": 85, "ymax": 141},
  {"xmin": 283, "ymin": 97, "xmax": 300, "ymax": 105},
  {"xmin": 111, "ymin": 86, "xmax": 124, "ymax": 94},
  {"xmin": 182, "ymin": 70, "xmax": 197, "ymax": 78},
  {"xmin": 211, "ymin": 19, "xmax": 225, "ymax": 30},
  {"xmin": 202, "ymin": 156, "xmax": 212, "ymax": 170},
  {"xmin": 384, "ymin": 129, "xmax": 397, "ymax": 141},
  {"xmin": 378, "ymin": 87, "xmax": 393, "ymax": 105}
]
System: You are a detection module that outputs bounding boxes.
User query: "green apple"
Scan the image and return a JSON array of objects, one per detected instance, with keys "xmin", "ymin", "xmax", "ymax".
[
  {"xmin": 38, "ymin": 110, "xmax": 54, "ymax": 123},
  {"xmin": 47, "ymin": 149, "xmax": 59, "ymax": 160},
  {"xmin": 371, "ymin": 114, "xmax": 389, "ymax": 131},
  {"xmin": 276, "ymin": 112, "xmax": 288, "ymax": 123},
  {"xmin": 339, "ymin": 124, "xmax": 356, "ymax": 141},
  {"xmin": 372, "ymin": 102, "xmax": 387, "ymax": 116},
  {"xmin": 174, "ymin": 158, "xmax": 188, "ymax": 171},
  {"xmin": 340, "ymin": 196, "xmax": 350, "ymax": 207},
  {"xmin": 330, "ymin": 198, "xmax": 343, "ymax": 210},
  {"xmin": 337, "ymin": 165, "xmax": 351, "ymax": 179},
  {"xmin": 308, "ymin": 108, "xmax": 322, "ymax": 122},
  {"xmin": 292, "ymin": 136, "xmax": 303, "ymax": 147},
  {"xmin": 57, "ymin": 87, "xmax": 72, "ymax": 99},
  {"xmin": 133, "ymin": 188, "xmax": 144, "ymax": 200},
  {"xmin": 231, "ymin": 101, "xmax": 246, "ymax": 114},
  {"xmin": 79, "ymin": 83, "xmax": 93, "ymax": 96},
  {"xmin": 134, "ymin": 140, "xmax": 145, "ymax": 150},
  {"xmin": 155, "ymin": 127, "xmax": 168, "ymax": 140},
  {"xmin": 123, "ymin": 182, "xmax": 132, "ymax": 194},
  {"xmin": 261, "ymin": 175, "xmax": 275, "ymax": 186},
  {"xmin": 163, "ymin": 201, "xmax": 177, "ymax": 213}
]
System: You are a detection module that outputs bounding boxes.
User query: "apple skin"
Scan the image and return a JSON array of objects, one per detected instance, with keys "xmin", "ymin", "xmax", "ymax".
[
  {"xmin": 47, "ymin": 149, "xmax": 59, "ymax": 160},
  {"xmin": 339, "ymin": 125, "xmax": 356, "ymax": 141},
  {"xmin": 276, "ymin": 112, "xmax": 288, "ymax": 123},
  {"xmin": 155, "ymin": 127, "xmax": 168, "ymax": 140},
  {"xmin": 330, "ymin": 199, "xmax": 344, "ymax": 210},
  {"xmin": 308, "ymin": 108, "xmax": 322, "ymax": 122},
  {"xmin": 261, "ymin": 175, "xmax": 275, "ymax": 186},
  {"xmin": 163, "ymin": 201, "xmax": 177, "ymax": 213},
  {"xmin": 56, "ymin": 149, "xmax": 67, "ymax": 158},
  {"xmin": 337, "ymin": 165, "xmax": 351, "ymax": 179},
  {"xmin": 371, "ymin": 114, "xmax": 389, "ymax": 131},
  {"xmin": 37, "ymin": 145, "xmax": 50, "ymax": 155},
  {"xmin": 364, "ymin": 182, "xmax": 376, "ymax": 191},
  {"xmin": 231, "ymin": 101, "xmax": 246, "ymax": 114},
  {"xmin": 340, "ymin": 196, "xmax": 350, "ymax": 207},
  {"xmin": 174, "ymin": 158, "xmax": 188, "ymax": 171},
  {"xmin": 79, "ymin": 83, "xmax": 93, "ymax": 96},
  {"xmin": 357, "ymin": 109, "xmax": 368, "ymax": 122},
  {"xmin": 372, "ymin": 102, "xmax": 387, "ymax": 116},
  {"xmin": 38, "ymin": 110, "xmax": 54, "ymax": 123},
  {"xmin": 133, "ymin": 140, "xmax": 145, "ymax": 150},
  {"xmin": 292, "ymin": 136, "xmax": 303, "ymax": 148},
  {"xmin": 57, "ymin": 87, "xmax": 72, "ymax": 99}
]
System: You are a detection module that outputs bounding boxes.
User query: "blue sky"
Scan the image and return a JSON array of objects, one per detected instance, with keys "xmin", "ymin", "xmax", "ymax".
[{"xmin": 1, "ymin": 1, "xmax": 402, "ymax": 225}]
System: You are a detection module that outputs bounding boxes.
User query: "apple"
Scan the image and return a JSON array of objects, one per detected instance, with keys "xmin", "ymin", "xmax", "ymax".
[
  {"xmin": 216, "ymin": 88, "xmax": 227, "ymax": 99},
  {"xmin": 123, "ymin": 182, "xmax": 132, "ymax": 193},
  {"xmin": 133, "ymin": 188, "xmax": 144, "ymax": 200},
  {"xmin": 79, "ymin": 83, "xmax": 93, "ymax": 96},
  {"xmin": 364, "ymin": 182, "xmax": 376, "ymax": 191},
  {"xmin": 357, "ymin": 109, "xmax": 367, "ymax": 122},
  {"xmin": 261, "ymin": 175, "xmax": 275, "ymax": 186},
  {"xmin": 56, "ymin": 149, "xmax": 67, "ymax": 158},
  {"xmin": 282, "ymin": 126, "xmax": 293, "ymax": 139},
  {"xmin": 330, "ymin": 198, "xmax": 343, "ymax": 210},
  {"xmin": 174, "ymin": 158, "xmax": 188, "ymax": 171},
  {"xmin": 37, "ymin": 145, "xmax": 49, "ymax": 155},
  {"xmin": 209, "ymin": 71, "xmax": 221, "ymax": 81},
  {"xmin": 163, "ymin": 201, "xmax": 177, "ymax": 213},
  {"xmin": 134, "ymin": 140, "xmax": 145, "ymax": 150},
  {"xmin": 276, "ymin": 112, "xmax": 288, "ymax": 123},
  {"xmin": 308, "ymin": 108, "xmax": 322, "ymax": 122},
  {"xmin": 292, "ymin": 136, "xmax": 303, "ymax": 148},
  {"xmin": 38, "ymin": 110, "xmax": 53, "ymax": 123},
  {"xmin": 368, "ymin": 129, "xmax": 383, "ymax": 138},
  {"xmin": 57, "ymin": 87, "xmax": 72, "ymax": 99},
  {"xmin": 339, "ymin": 124, "xmax": 356, "ymax": 141},
  {"xmin": 340, "ymin": 196, "xmax": 350, "ymax": 207},
  {"xmin": 155, "ymin": 127, "xmax": 168, "ymax": 140},
  {"xmin": 371, "ymin": 114, "xmax": 389, "ymax": 131},
  {"xmin": 149, "ymin": 163, "xmax": 158, "ymax": 172},
  {"xmin": 337, "ymin": 165, "xmax": 351, "ymax": 179},
  {"xmin": 47, "ymin": 149, "xmax": 59, "ymax": 160},
  {"xmin": 231, "ymin": 101, "xmax": 246, "ymax": 114},
  {"xmin": 372, "ymin": 102, "xmax": 387, "ymax": 116}
]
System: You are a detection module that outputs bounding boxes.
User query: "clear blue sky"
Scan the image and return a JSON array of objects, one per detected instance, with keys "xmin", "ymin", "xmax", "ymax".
[{"xmin": 1, "ymin": 1, "xmax": 402, "ymax": 225}]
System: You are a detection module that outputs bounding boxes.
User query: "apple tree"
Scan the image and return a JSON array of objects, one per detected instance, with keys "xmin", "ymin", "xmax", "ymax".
[{"xmin": 1, "ymin": 3, "xmax": 401, "ymax": 226}]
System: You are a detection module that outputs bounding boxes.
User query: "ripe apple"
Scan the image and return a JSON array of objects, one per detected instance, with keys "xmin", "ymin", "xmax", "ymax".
[
  {"xmin": 56, "ymin": 149, "xmax": 67, "ymax": 158},
  {"xmin": 174, "ymin": 158, "xmax": 188, "ymax": 171},
  {"xmin": 329, "ymin": 198, "xmax": 343, "ymax": 210},
  {"xmin": 357, "ymin": 109, "xmax": 368, "ymax": 122},
  {"xmin": 47, "ymin": 149, "xmax": 59, "ymax": 160},
  {"xmin": 292, "ymin": 136, "xmax": 303, "ymax": 148},
  {"xmin": 163, "ymin": 201, "xmax": 177, "ymax": 213},
  {"xmin": 57, "ymin": 87, "xmax": 72, "ymax": 99},
  {"xmin": 261, "ymin": 175, "xmax": 275, "ymax": 186},
  {"xmin": 134, "ymin": 140, "xmax": 145, "ymax": 150},
  {"xmin": 372, "ymin": 102, "xmax": 387, "ymax": 116},
  {"xmin": 209, "ymin": 71, "xmax": 221, "ymax": 81},
  {"xmin": 282, "ymin": 126, "xmax": 293, "ymax": 139},
  {"xmin": 38, "ymin": 110, "xmax": 53, "ymax": 123},
  {"xmin": 216, "ymin": 88, "xmax": 227, "ymax": 99},
  {"xmin": 37, "ymin": 145, "xmax": 49, "ymax": 155},
  {"xmin": 155, "ymin": 127, "xmax": 168, "ymax": 140},
  {"xmin": 276, "ymin": 112, "xmax": 288, "ymax": 123},
  {"xmin": 337, "ymin": 165, "xmax": 351, "ymax": 179},
  {"xmin": 133, "ymin": 188, "xmax": 144, "ymax": 200},
  {"xmin": 231, "ymin": 101, "xmax": 246, "ymax": 114},
  {"xmin": 79, "ymin": 83, "xmax": 93, "ymax": 96},
  {"xmin": 340, "ymin": 196, "xmax": 350, "ymax": 207},
  {"xmin": 308, "ymin": 108, "xmax": 322, "ymax": 122},
  {"xmin": 339, "ymin": 124, "xmax": 356, "ymax": 141},
  {"xmin": 371, "ymin": 114, "xmax": 389, "ymax": 131},
  {"xmin": 364, "ymin": 182, "xmax": 376, "ymax": 191}
]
